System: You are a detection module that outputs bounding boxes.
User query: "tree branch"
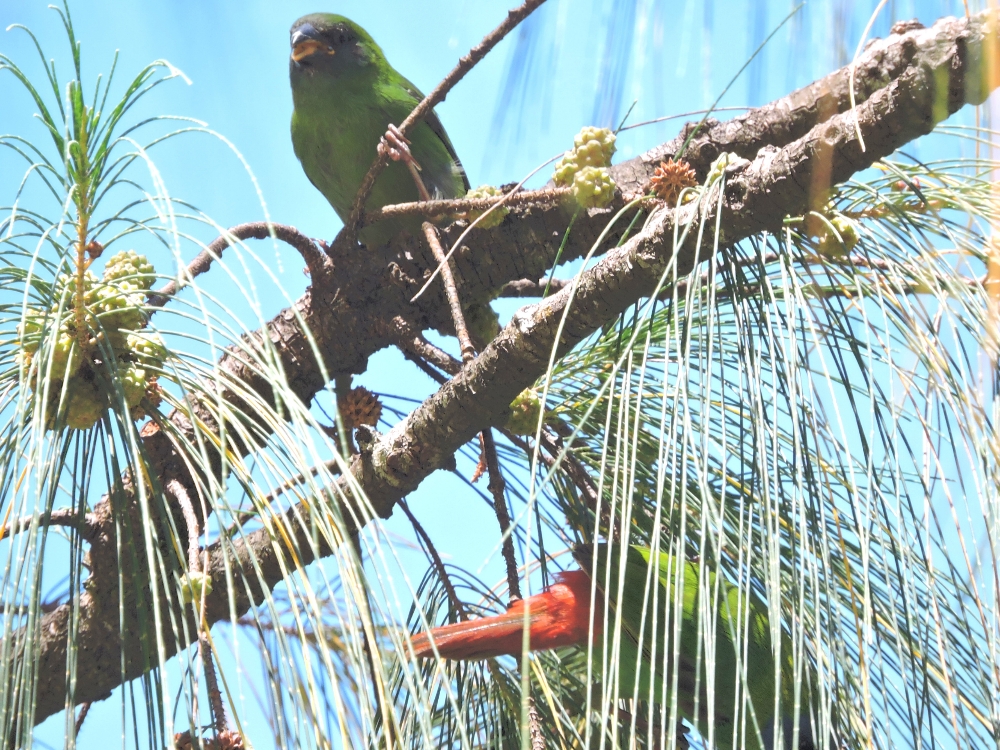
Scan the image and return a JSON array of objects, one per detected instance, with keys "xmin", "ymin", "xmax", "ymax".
[
  {"xmin": 499, "ymin": 278, "xmax": 570, "ymax": 298},
  {"xmin": 0, "ymin": 507, "xmax": 99, "ymax": 543},
  {"xmin": 19, "ymin": 9, "xmax": 997, "ymax": 725},
  {"xmin": 149, "ymin": 222, "xmax": 327, "ymax": 307},
  {"xmin": 203, "ymin": 4, "xmax": 993, "ymax": 631},
  {"xmin": 365, "ymin": 187, "xmax": 570, "ymax": 225}
]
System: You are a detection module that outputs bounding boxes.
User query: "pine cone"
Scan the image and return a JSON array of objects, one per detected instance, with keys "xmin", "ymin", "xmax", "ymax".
[
  {"xmin": 650, "ymin": 158, "xmax": 697, "ymax": 205},
  {"xmin": 172, "ymin": 729, "xmax": 244, "ymax": 750},
  {"xmin": 215, "ymin": 730, "xmax": 244, "ymax": 750},
  {"xmin": 338, "ymin": 386, "xmax": 382, "ymax": 429}
]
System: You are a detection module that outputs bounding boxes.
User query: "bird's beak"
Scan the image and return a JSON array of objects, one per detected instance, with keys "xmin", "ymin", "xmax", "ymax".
[{"xmin": 291, "ymin": 24, "xmax": 332, "ymax": 62}]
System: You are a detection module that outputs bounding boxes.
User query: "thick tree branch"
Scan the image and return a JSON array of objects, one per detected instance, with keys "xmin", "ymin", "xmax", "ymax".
[
  {"xmin": 500, "ymin": 278, "xmax": 570, "ymax": 297},
  {"xmin": 21, "ymin": 10, "xmax": 996, "ymax": 725},
  {"xmin": 205, "ymin": 4, "xmax": 992, "ymax": 629}
]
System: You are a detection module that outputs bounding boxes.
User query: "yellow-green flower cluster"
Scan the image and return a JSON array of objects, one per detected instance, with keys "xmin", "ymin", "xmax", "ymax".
[
  {"xmin": 180, "ymin": 571, "xmax": 213, "ymax": 604},
  {"xmin": 815, "ymin": 215, "xmax": 859, "ymax": 258},
  {"xmin": 571, "ymin": 166, "xmax": 616, "ymax": 209},
  {"xmin": 553, "ymin": 127, "xmax": 617, "ymax": 185},
  {"xmin": 553, "ymin": 126, "xmax": 618, "ymax": 209},
  {"xmin": 464, "ymin": 185, "xmax": 509, "ymax": 229},
  {"xmin": 17, "ymin": 250, "xmax": 166, "ymax": 430},
  {"xmin": 506, "ymin": 387, "xmax": 543, "ymax": 436},
  {"xmin": 705, "ymin": 152, "xmax": 750, "ymax": 185}
]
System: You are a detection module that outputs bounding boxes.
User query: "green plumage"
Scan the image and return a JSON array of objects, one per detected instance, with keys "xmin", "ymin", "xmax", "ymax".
[
  {"xmin": 576, "ymin": 544, "xmax": 822, "ymax": 750},
  {"xmin": 289, "ymin": 14, "xmax": 469, "ymax": 247}
]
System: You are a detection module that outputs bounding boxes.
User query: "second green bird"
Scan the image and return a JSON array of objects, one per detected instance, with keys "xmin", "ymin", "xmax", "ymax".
[{"xmin": 289, "ymin": 13, "xmax": 469, "ymax": 247}]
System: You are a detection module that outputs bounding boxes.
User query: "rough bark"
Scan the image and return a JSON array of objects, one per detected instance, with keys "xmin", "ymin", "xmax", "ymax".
[{"xmin": 16, "ymin": 10, "xmax": 996, "ymax": 726}]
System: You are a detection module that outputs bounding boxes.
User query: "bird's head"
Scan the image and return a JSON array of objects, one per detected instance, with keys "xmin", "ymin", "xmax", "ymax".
[{"xmin": 289, "ymin": 14, "xmax": 381, "ymax": 80}]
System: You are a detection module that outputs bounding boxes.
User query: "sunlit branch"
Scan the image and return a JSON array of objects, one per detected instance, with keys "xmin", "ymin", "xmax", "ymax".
[
  {"xmin": 398, "ymin": 500, "xmax": 468, "ymax": 621},
  {"xmin": 0, "ymin": 507, "xmax": 99, "ymax": 543},
  {"xmin": 20, "ymin": 9, "xmax": 1000, "ymax": 725},
  {"xmin": 167, "ymin": 479, "xmax": 229, "ymax": 739},
  {"xmin": 387, "ymin": 316, "xmax": 461, "ymax": 380},
  {"xmin": 149, "ymin": 222, "xmax": 326, "ymax": 307},
  {"xmin": 500, "ymin": 278, "xmax": 571, "ymax": 298},
  {"xmin": 364, "ymin": 187, "xmax": 570, "ymax": 225}
]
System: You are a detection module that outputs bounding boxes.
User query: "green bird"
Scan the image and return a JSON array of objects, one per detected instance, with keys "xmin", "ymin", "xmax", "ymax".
[
  {"xmin": 411, "ymin": 544, "xmax": 827, "ymax": 750},
  {"xmin": 289, "ymin": 13, "xmax": 470, "ymax": 248},
  {"xmin": 578, "ymin": 544, "xmax": 825, "ymax": 750}
]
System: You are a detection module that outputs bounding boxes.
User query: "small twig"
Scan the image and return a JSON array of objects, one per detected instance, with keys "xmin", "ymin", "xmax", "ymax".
[
  {"xmin": 0, "ymin": 507, "xmax": 99, "ymax": 543},
  {"xmin": 404, "ymin": 161, "xmax": 433, "ymax": 203},
  {"xmin": 170, "ymin": 479, "xmax": 203, "ymax": 579},
  {"xmin": 482, "ymin": 429, "xmax": 521, "ymax": 602},
  {"xmin": 393, "ymin": 345, "xmax": 523, "ymax": 605},
  {"xmin": 349, "ymin": 536, "xmax": 396, "ymax": 749},
  {"xmin": 74, "ymin": 702, "xmax": 91, "ymax": 736},
  {"xmin": 388, "ymin": 316, "xmax": 462, "ymax": 377},
  {"xmin": 149, "ymin": 222, "xmax": 326, "ymax": 307},
  {"xmin": 421, "ymin": 223, "xmax": 521, "ymax": 599},
  {"xmin": 423, "ymin": 223, "xmax": 476, "ymax": 361},
  {"xmin": 500, "ymin": 427, "xmax": 601, "ymax": 519},
  {"xmin": 471, "ymin": 434, "xmax": 489, "ymax": 484},
  {"xmin": 364, "ymin": 187, "xmax": 570, "ymax": 224},
  {"xmin": 527, "ymin": 696, "xmax": 546, "ymax": 750},
  {"xmin": 399, "ymin": 500, "xmax": 467, "ymax": 621},
  {"xmin": 199, "ymin": 635, "xmax": 226, "ymax": 733},
  {"xmin": 0, "ymin": 600, "xmax": 63, "ymax": 614},
  {"xmin": 397, "ymin": 249, "xmax": 604, "ymax": 541},
  {"xmin": 403, "ymin": 350, "xmax": 450, "ymax": 383},
  {"xmin": 262, "ymin": 459, "xmax": 343, "ymax": 505},
  {"xmin": 336, "ymin": 0, "xmax": 549, "ymax": 249},
  {"xmin": 167, "ymin": 479, "xmax": 228, "ymax": 737},
  {"xmin": 499, "ymin": 278, "xmax": 571, "ymax": 298}
]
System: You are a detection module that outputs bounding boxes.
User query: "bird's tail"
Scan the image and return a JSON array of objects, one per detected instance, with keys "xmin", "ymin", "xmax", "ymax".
[
  {"xmin": 410, "ymin": 607, "xmax": 532, "ymax": 660},
  {"xmin": 410, "ymin": 570, "xmax": 598, "ymax": 660}
]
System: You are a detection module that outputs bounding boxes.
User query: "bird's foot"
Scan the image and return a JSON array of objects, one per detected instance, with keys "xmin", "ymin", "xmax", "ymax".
[
  {"xmin": 378, "ymin": 124, "xmax": 422, "ymax": 170},
  {"xmin": 379, "ymin": 124, "xmax": 433, "ymax": 202}
]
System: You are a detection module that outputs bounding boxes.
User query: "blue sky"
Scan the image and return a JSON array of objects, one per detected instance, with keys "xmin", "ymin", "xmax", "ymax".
[{"xmin": 0, "ymin": 0, "xmax": 979, "ymax": 747}]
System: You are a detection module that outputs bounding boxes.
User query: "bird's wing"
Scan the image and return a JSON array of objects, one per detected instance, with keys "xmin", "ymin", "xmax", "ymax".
[{"xmin": 403, "ymin": 84, "xmax": 470, "ymax": 192}]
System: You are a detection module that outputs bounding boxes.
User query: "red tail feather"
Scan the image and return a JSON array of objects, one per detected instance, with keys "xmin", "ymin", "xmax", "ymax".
[{"xmin": 411, "ymin": 570, "xmax": 601, "ymax": 660}]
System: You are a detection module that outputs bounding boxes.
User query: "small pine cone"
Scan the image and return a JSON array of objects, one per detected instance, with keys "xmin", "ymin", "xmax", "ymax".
[
  {"xmin": 216, "ymin": 730, "xmax": 245, "ymax": 750},
  {"xmin": 650, "ymin": 158, "xmax": 697, "ymax": 205},
  {"xmin": 84, "ymin": 240, "xmax": 104, "ymax": 260},
  {"xmin": 121, "ymin": 364, "xmax": 147, "ymax": 408},
  {"xmin": 144, "ymin": 377, "xmax": 164, "ymax": 410},
  {"xmin": 55, "ymin": 270, "xmax": 100, "ymax": 307},
  {"xmin": 338, "ymin": 386, "xmax": 382, "ymax": 429}
]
